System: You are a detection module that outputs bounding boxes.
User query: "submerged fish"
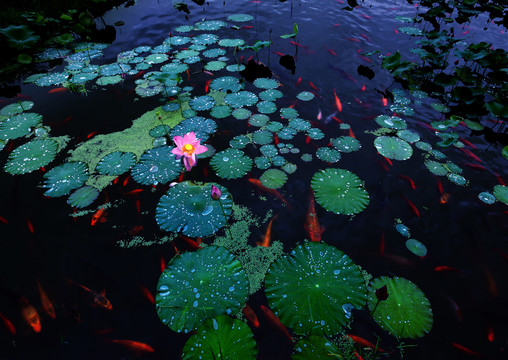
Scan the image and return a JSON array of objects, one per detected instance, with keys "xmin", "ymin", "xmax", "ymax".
[
  {"xmin": 257, "ymin": 214, "xmax": 278, "ymax": 247},
  {"xmin": 66, "ymin": 278, "xmax": 113, "ymax": 310}
]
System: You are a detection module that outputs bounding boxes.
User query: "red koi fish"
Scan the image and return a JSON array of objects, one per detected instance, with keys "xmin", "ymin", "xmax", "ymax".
[
  {"xmin": 316, "ymin": 108, "xmax": 322, "ymax": 121},
  {"xmin": 289, "ymin": 40, "xmax": 307, "ymax": 49},
  {"xmin": 107, "ymin": 340, "xmax": 155, "ymax": 354},
  {"xmin": 460, "ymin": 148, "xmax": 482, "ymax": 163},
  {"xmin": 242, "ymin": 304, "xmax": 259, "ymax": 328},
  {"xmin": 257, "ymin": 215, "xmax": 277, "ymax": 247},
  {"xmin": 324, "ymin": 46, "xmax": 337, "ymax": 56},
  {"xmin": 382, "ymin": 96, "xmax": 388, "ymax": 106},
  {"xmin": 494, "ymin": 172, "xmax": 505, "ymax": 186},
  {"xmin": 305, "ymin": 193, "xmax": 324, "ymax": 242},
  {"xmin": 48, "ymin": 87, "xmax": 66, "ymax": 94},
  {"xmin": 26, "ymin": 219, "xmax": 34, "ymax": 234},
  {"xmin": 308, "ymin": 81, "xmax": 320, "ymax": 91},
  {"xmin": 0, "ymin": 216, "xmax": 8, "ymax": 224},
  {"xmin": 87, "ymin": 131, "xmax": 99, "ymax": 139},
  {"xmin": 361, "ymin": 14, "xmax": 373, "ymax": 19},
  {"xmin": 160, "ymin": 255, "xmax": 166, "ymax": 272},
  {"xmin": 259, "ymin": 305, "xmax": 293, "ymax": 341},
  {"xmin": 402, "ymin": 195, "xmax": 420, "ymax": 217},
  {"xmin": 434, "ymin": 265, "xmax": 460, "ymax": 273},
  {"xmin": 458, "ymin": 137, "xmax": 477, "ymax": 149},
  {"xmin": 66, "ymin": 278, "xmax": 113, "ymax": 310},
  {"xmin": 248, "ymin": 179, "xmax": 290, "ymax": 208},
  {"xmin": 348, "ymin": 127, "xmax": 356, "ymax": 139},
  {"xmin": 205, "ymin": 79, "xmax": 211, "ymax": 93},
  {"xmin": 295, "ymin": 77, "xmax": 302, "ymax": 87},
  {"xmin": 333, "ymin": 89, "xmax": 342, "ymax": 112},
  {"xmin": 21, "ymin": 302, "xmax": 41, "ymax": 333},
  {"xmin": 179, "ymin": 234, "xmax": 202, "ymax": 250},
  {"xmin": 0, "ymin": 312, "xmax": 16, "ymax": 335},
  {"xmin": 436, "ymin": 177, "xmax": 444, "ymax": 195},
  {"xmin": 137, "ymin": 283, "xmax": 155, "ymax": 304},
  {"xmin": 361, "ymin": 84, "xmax": 366, "ymax": 91},
  {"xmin": 487, "ymin": 326, "xmax": 494, "ymax": 342},
  {"xmin": 398, "ymin": 175, "xmax": 416, "ymax": 190},
  {"xmin": 464, "ymin": 162, "xmax": 486, "ymax": 171},
  {"xmin": 451, "ymin": 342, "xmax": 481, "ymax": 357},
  {"xmin": 37, "ymin": 280, "xmax": 56, "ymax": 319},
  {"xmin": 91, "ymin": 207, "xmax": 107, "ymax": 226},
  {"xmin": 346, "ymin": 335, "xmax": 385, "ymax": 352}
]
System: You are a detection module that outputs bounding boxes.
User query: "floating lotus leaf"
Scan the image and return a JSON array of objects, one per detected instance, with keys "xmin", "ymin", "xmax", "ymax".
[
  {"xmin": 316, "ymin": 148, "xmax": 341, "ymax": 163},
  {"xmin": 37, "ymin": 48, "xmax": 70, "ymax": 61},
  {"xmin": 131, "ymin": 146, "xmax": 182, "ymax": 185},
  {"xmin": 224, "ymin": 91, "xmax": 258, "ymax": 108},
  {"xmin": 165, "ymin": 36, "xmax": 191, "ymax": 45},
  {"xmin": 210, "ymin": 105, "xmax": 232, "ymax": 119},
  {"xmin": 289, "ymin": 118, "xmax": 311, "ymax": 131},
  {"xmin": 232, "ymin": 108, "xmax": 251, "ymax": 120},
  {"xmin": 368, "ymin": 276, "xmax": 433, "ymax": 338},
  {"xmin": 156, "ymin": 246, "xmax": 248, "ymax": 332},
  {"xmin": 227, "ymin": 13, "xmax": 254, "ymax": 22},
  {"xmin": 134, "ymin": 45, "xmax": 152, "ymax": 53},
  {"xmin": 277, "ymin": 127, "xmax": 297, "ymax": 140},
  {"xmin": 145, "ymin": 53, "xmax": 168, "ymax": 64},
  {"xmin": 398, "ymin": 27, "xmax": 424, "ymax": 35},
  {"xmin": 307, "ymin": 128, "xmax": 325, "ymax": 140},
  {"xmin": 257, "ymin": 101, "xmax": 277, "ymax": 114},
  {"xmin": 218, "ymin": 38, "xmax": 245, "ymax": 47},
  {"xmin": 135, "ymin": 63, "xmax": 151, "ymax": 71},
  {"xmin": 259, "ymin": 89, "xmax": 283, "ymax": 101},
  {"xmin": 301, "ymin": 154, "xmax": 313, "ymax": 162},
  {"xmin": 160, "ymin": 62, "xmax": 188, "ymax": 74},
  {"xmin": 265, "ymin": 242, "xmax": 367, "ymax": 336},
  {"xmin": 66, "ymin": 62, "xmax": 84, "ymax": 72},
  {"xmin": 72, "ymin": 72, "xmax": 98, "ymax": 84},
  {"xmin": 253, "ymin": 78, "xmax": 279, "ymax": 89},
  {"xmin": 189, "ymin": 44, "xmax": 206, "ymax": 52},
  {"xmin": 331, "ymin": 136, "xmax": 361, "ymax": 153},
  {"xmin": 431, "ymin": 103, "xmax": 450, "ymax": 113},
  {"xmin": 226, "ymin": 64, "xmax": 246, "ymax": 72},
  {"xmin": 67, "ymin": 186, "xmax": 99, "ymax": 208},
  {"xmin": 280, "ymin": 107, "xmax": 299, "ymax": 120},
  {"xmin": 430, "ymin": 149, "xmax": 446, "ymax": 160},
  {"xmin": 271, "ymin": 155, "xmax": 286, "ymax": 167},
  {"xmin": 396, "ymin": 223, "xmax": 411, "ymax": 237},
  {"xmin": 415, "ymin": 141, "xmax": 432, "ymax": 151},
  {"xmin": 0, "ymin": 113, "xmax": 42, "ymax": 141},
  {"xmin": 374, "ymin": 136, "xmax": 412, "ymax": 160},
  {"xmin": 0, "ymin": 101, "xmax": 33, "ymax": 116},
  {"xmin": 162, "ymin": 102, "xmax": 180, "ymax": 112},
  {"xmin": 493, "ymin": 185, "xmax": 508, "ymax": 205},
  {"xmin": 189, "ymin": 96, "xmax": 216, "ymax": 111},
  {"xmin": 182, "ymin": 315, "xmax": 257, "ymax": 360},
  {"xmin": 265, "ymin": 121, "xmax": 283, "ymax": 133},
  {"xmin": 282, "ymin": 162, "xmax": 297, "ymax": 174},
  {"xmin": 390, "ymin": 103, "xmax": 414, "ymax": 116},
  {"xmin": 249, "ymin": 114, "xmax": 269, "ymax": 127},
  {"xmin": 4, "ymin": 139, "xmax": 58, "ymax": 175},
  {"xmin": 293, "ymin": 336, "xmax": 341, "ymax": 359},
  {"xmin": 252, "ymin": 130, "xmax": 273, "ymax": 145},
  {"xmin": 478, "ymin": 192, "xmax": 495, "ymax": 204},
  {"xmin": 100, "ymin": 63, "xmax": 131, "ymax": 76},
  {"xmin": 210, "ymin": 149, "xmax": 253, "ymax": 179},
  {"xmin": 311, "ymin": 168, "xmax": 370, "ymax": 215},
  {"xmin": 255, "ymin": 156, "xmax": 271, "ymax": 170},
  {"xmin": 135, "ymin": 79, "xmax": 164, "ymax": 97},
  {"xmin": 203, "ymin": 48, "xmax": 227, "ymax": 58},
  {"xmin": 406, "ymin": 239, "xmax": 427, "ymax": 256},
  {"xmin": 230, "ymin": 135, "xmax": 251, "ymax": 149},
  {"xmin": 96, "ymin": 151, "xmax": 137, "ymax": 176},
  {"xmin": 260, "ymin": 169, "xmax": 287, "ymax": 189},
  {"xmin": 193, "ymin": 33, "xmax": 219, "ymax": 45},
  {"xmin": 42, "ymin": 162, "xmax": 89, "ymax": 197},
  {"xmin": 182, "ymin": 109, "xmax": 197, "ymax": 118},
  {"xmin": 0, "ymin": 25, "xmax": 40, "ymax": 50},
  {"xmin": 260, "ymin": 145, "xmax": 278, "ymax": 157},
  {"xmin": 174, "ymin": 25, "xmax": 194, "ymax": 33},
  {"xmin": 34, "ymin": 73, "xmax": 70, "ymax": 87},
  {"xmin": 204, "ymin": 61, "xmax": 226, "ymax": 71},
  {"xmin": 464, "ymin": 119, "xmax": 484, "ymax": 131},
  {"xmin": 397, "ymin": 129, "xmax": 420, "ymax": 143},
  {"xmin": 175, "ymin": 50, "xmax": 200, "ymax": 60},
  {"xmin": 375, "ymin": 115, "xmax": 407, "ymax": 130},
  {"xmin": 296, "ymin": 91, "xmax": 315, "ymax": 101},
  {"xmin": 151, "ymin": 44, "xmax": 172, "ymax": 53},
  {"xmin": 156, "ymin": 181, "xmax": 233, "ymax": 236},
  {"xmin": 210, "ymin": 76, "xmax": 243, "ymax": 93},
  {"xmin": 195, "ymin": 20, "xmax": 227, "ymax": 31},
  {"xmin": 446, "ymin": 173, "xmax": 467, "ymax": 186},
  {"xmin": 96, "ymin": 75, "xmax": 123, "ymax": 86},
  {"xmin": 424, "ymin": 160, "xmax": 448, "ymax": 176},
  {"xmin": 170, "ymin": 117, "xmax": 217, "ymax": 142}
]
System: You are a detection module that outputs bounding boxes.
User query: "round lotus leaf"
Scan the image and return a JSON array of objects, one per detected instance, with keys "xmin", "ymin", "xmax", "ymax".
[
  {"xmin": 296, "ymin": 91, "xmax": 315, "ymax": 102},
  {"xmin": 203, "ymin": 48, "xmax": 227, "ymax": 58},
  {"xmin": 175, "ymin": 49, "xmax": 199, "ymax": 60},
  {"xmin": 145, "ymin": 53, "xmax": 168, "ymax": 64},
  {"xmin": 293, "ymin": 336, "xmax": 341, "ymax": 359},
  {"xmin": 311, "ymin": 168, "xmax": 370, "ymax": 215},
  {"xmin": 478, "ymin": 191, "xmax": 496, "ymax": 204},
  {"xmin": 183, "ymin": 56, "xmax": 200, "ymax": 64},
  {"xmin": 464, "ymin": 119, "xmax": 484, "ymax": 131},
  {"xmin": 174, "ymin": 25, "xmax": 194, "ymax": 33},
  {"xmin": 282, "ymin": 162, "xmax": 297, "ymax": 174},
  {"xmin": 218, "ymin": 38, "xmax": 245, "ymax": 47},
  {"xmin": 72, "ymin": 71, "xmax": 98, "ymax": 84},
  {"xmin": 42, "ymin": 162, "xmax": 89, "ymax": 197},
  {"xmin": 259, "ymin": 89, "xmax": 283, "ymax": 101},
  {"xmin": 271, "ymin": 155, "xmax": 286, "ymax": 167},
  {"xmin": 257, "ymin": 101, "xmax": 277, "ymax": 114},
  {"xmin": 227, "ymin": 13, "xmax": 254, "ymax": 22},
  {"xmin": 0, "ymin": 24, "xmax": 40, "ymax": 49},
  {"xmin": 135, "ymin": 63, "xmax": 151, "ymax": 71},
  {"xmin": 252, "ymin": 130, "xmax": 273, "ymax": 145},
  {"xmin": 374, "ymin": 136, "xmax": 412, "ymax": 160},
  {"xmin": 255, "ymin": 157, "xmax": 271, "ymax": 170},
  {"xmin": 249, "ymin": 114, "xmax": 269, "ymax": 127},
  {"xmin": 260, "ymin": 145, "xmax": 278, "ymax": 157},
  {"xmin": 156, "ymin": 246, "xmax": 248, "ymax": 332},
  {"xmin": 265, "ymin": 242, "xmax": 367, "ymax": 336},
  {"xmin": 232, "ymin": 108, "xmax": 251, "ymax": 120},
  {"xmin": 210, "ymin": 76, "xmax": 242, "ymax": 93},
  {"xmin": 260, "ymin": 169, "xmax": 287, "ymax": 189},
  {"xmin": 424, "ymin": 160, "xmax": 448, "ymax": 176},
  {"xmin": 195, "ymin": 20, "xmax": 227, "ymax": 31},
  {"xmin": 96, "ymin": 75, "xmax": 123, "ymax": 86},
  {"xmin": 230, "ymin": 135, "xmax": 251, "ymax": 149},
  {"xmin": 397, "ymin": 129, "xmax": 420, "ymax": 143},
  {"xmin": 446, "ymin": 173, "xmax": 467, "ymax": 186},
  {"xmin": 375, "ymin": 115, "xmax": 407, "ymax": 130},
  {"xmin": 182, "ymin": 315, "xmax": 257, "ymax": 359},
  {"xmin": 396, "ymin": 223, "xmax": 411, "ymax": 237},
  {"xmin": 406, "ymin": 239, "xmax": 427, "ymax": 256},
  {"xmin": 253, "ymin": 78, "xmax": 279, "ymax": 90},
  {"xmin": 277, "ymin": 127, "xmax": 297, "ymax": 140},
  {"xmin": 289, "ymin": 118, "xmax": 311, "ymax": 131},
  {"xmin": 224, "ymin": 91, "xmax": 258, "ymax": 108},
  {"xmin": 204, "ymin": 61, "xmax": 227, "ymax": 71},
  {"xmin": 316, "ymin": 148, "xmax": 341, "ymax": 163},
  {"xmin": 100, "ymin": 63, "xmax": 131, "ymax": 76},
  {"xmin": 0, "ymin": 112, "xmax": 43, "ymax": 141},
  {"xmin": 368, "ymin": 276, "xmax": 433, "ymax": 339},
  {"xmin": 301, "ymin": 154, "xmax": 312, "ymax": 162},
  {"xmin": 34, "ymin": 72, "xmax": 69, "ymax": 87},
  {"xmin": 96, "ymin": 151, "xmax": 137, "ymax": 176},
  {"xmin": 131, "ymin": 146, "xmax": 182, "ymax": 185},
  {"xmin": 170, "ymin": 117, "xmax": 217, "ymax": 142},
  {"xmin": 430, "ymin": 149, "xmax": 446, "ymax": 160},
  {"xmin": 4, "ymin": 139, "xmax": 58, "ymax": 175},
  {"xmin": 431, "ymin": 102, "xmax": 450, "ymax": 113},
  {"xmin": 182, "ymin": 109, "xmax": 197, "ymax": 118},
  {"xmin": 67, "ymin": 186, "xmax": 99, "ymax": 208},
  {"xmin": 193, "ymin": 33, "xmax": 219, "ymax": 45},
  {"xmin": 280, "ymin": 107, "xmax": 299, "ymax": 120},
  {"xmin": 160, "ymin": 62, "xmax": 188, "ymax": 74},
  {"xmin": 331, "ymin": 136, "xmax": 361, "ymax": 153},
  {"xmin": 493, "ymin": 185, "xmax": 508, "ymax": 205},
  {"xmin": 307, "ymin": 128, "xmax": 325, "ymax": 140},
  {"xmin": 36, "ymin": 48, "xmax": 70, "ymax": 61},
  {"xmin": 189, "ymin": 96, "xmax": 216, "ymax": 111},
  {"xmin": 0, "ymin": 101, "xmax": 33, "ymax": 116},
  {"xmin": 390, "ymin": 103, "xmax": 414, "ymax": 116},
  {"xmin": 210, "ymin": 148, "xmax": 253, "ymax": 179},
  {"xmin": 265, "ymin": 121, "xmax": 283, "ymax": 133},
  {"xmin": 165, "ymin": 36, "xmax": 191, "ymax": 46},
  {"xmin": 210, "ymin": 105, "xmax": 232, "ymax": 119},
  {"xmin": 415, "ymin": 141, "xmax": 432, "ymax": 152},
  {"xmin": 135, "ymin": 79, "xmax": 164, "ymax": 97}
]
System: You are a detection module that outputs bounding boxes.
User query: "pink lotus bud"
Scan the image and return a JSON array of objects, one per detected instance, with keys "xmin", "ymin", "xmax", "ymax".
[{"xmin": 211, "ymin": 185, "xmax": 222, "ymax": 200}]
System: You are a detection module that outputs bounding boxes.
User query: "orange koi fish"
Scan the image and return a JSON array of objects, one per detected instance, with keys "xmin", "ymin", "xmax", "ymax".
[
  {"xmin": 398, "ymin": 175, "xmax": 416, "ymax": 190},
  {"xmin": 305, "ymin": 193, "xmax": 323, "ymax": 242},
  {"xmin": 402, "ymin": 195, "xmax": 420, "ymax": 217},
  {"xmin": 333, "ymin": 89, "xmax": 342, "ymax": 112},
  {"xmin": 91, "ymin": 207, "xmax": 107, "ymax": 226},
  {"xmin": 0, "ymin": 311, "xmax": 16, "ymax": 335},
  {"xmin": 86, "ymin": 131, "xmax": 99, "ymax": 139},
  {"xmin": 21, "ymin": 303, "xmax": 41, "ymax": 333},
  {"xmin": 316, "ymin": 108, "xmax": 322, "ymax": 121},
  {"xmin": 205, "ymin": 79, "xmax": 211, "ymax": 93},
  {"xmin": 37, "ymin": 280, "xmax": 56, "ymax": 319},
  {"xmin": 135, "ymin": 199, "xmax": 141, "ymax": 214},
  {"xmin": 289, "ymin": 40, "xmax": 307, "ymax": 49},
  {"xmin": 487, "ymin": 326, "xmax": 494, "ymax": 342},
  {"xmin": 346, "ymin": 335, "xmax": 385, "ymax": 352},
  {"xmin": 160, "ymin": 255, "xmax": 167, "ymax": 272},
  {"xmin": 361, "ymin": 84, "xmax": 366, "ymax": 91},
  {"xmin": 295, "ymin": 77, "xmax": 302, "ymax": 87},
  {"xmin": 66, "ymin": 278, "xmax": 113, "ymax": 310},
  {"xmin": 434, "ymin": 265, "xmax": 460, "ymax": 272},
  {"xmin": 460, "ymin": 148, "xmax": 482, "ymax": 163},
  {"xmin": 382, "ymin": 96, "xmax": 388, "ymax": 106},
  {"xmin": 242, "ymin": 304, "xmax": 259, "ymax": 328},
  {"xmin": 348, "ymin": 127, "xmax": 356, "ymax": 139},
  {"xmin": 179, "ymin": 234, "xmax": 202, "ymax": 250},
  {"xmin": 440, "ymin": 193, "xmax": 450, "ymax": 204},
  {"xmin": 308, "ymin": 81, "xmax": 320, "ymax": 91},
  {"xmin": 259, "ymin": 305, "xmax": 293, "ymax": 341},
  {"xmin": 48, "ymin": 87, "xmax": 66, "ymax": 94},
  {"xmin": 108, "ymin": 339, "xmax": 155, "ymax": 354},
  {"xmin": 451, "ymin": 342, "xmax": 481, "ymax": 357},
  {"xmin": 458, "ymin": 137, "xmax": 477, "ymax": 149},
  {"xmin": 324, "ymin": 46, "xmax": 337, "ymax": 56},
  {"xmin": 248, "ymin": 179, "xmax": 290, "ymax": 208},
  {"xmin": 257, "ymin": 215, "xmax": 277, "ymax": 247},
  {"xmin": 137, "ymin": 283, "xmax": 155, "ymax": 304}
]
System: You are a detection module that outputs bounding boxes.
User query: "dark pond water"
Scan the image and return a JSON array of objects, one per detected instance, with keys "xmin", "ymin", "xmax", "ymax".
[{"xmin": 0, "ymin": 0, "xmax": 507, "ymax": 359}]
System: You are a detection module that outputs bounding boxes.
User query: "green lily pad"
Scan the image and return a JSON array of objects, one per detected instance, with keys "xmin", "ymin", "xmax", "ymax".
[
  {"xmin": 375, "ymin": 115, "xmax": 407, "ymax": 130},
  {"xmin": 464, "ymin": 119, "xmax": 484, "ymax": 131},
  {"xmin": 265, "ymin": 242, "xmax": 367, "ymax": 336},
  {"xmin": 0, "ymin": 101, "xmax": 34, "ymax": 116},
  {"xmin": 170, "ymin": 117, "xmax": 217, "ymax": 142},
  {"xmin": 311, "ymin": 168, "xmax": 370, "ymax": 215},
  {"xmin": 160, "ymin": 62, "xmax": 188, "ymax": 74},
  {"xmin": 218, "ymin": 38, "xmax": 245, "ymax": 47},
  {"xmin": 131, "ymin": 146, "xmax": 182, "ymax": 185},
  {"xmin": 253, "ymin": 78, "xmax": 279, "ymax": 89},
  {"xmin": 182, "ymin": 315, "xmax": 257, "ymax": 359},
  {"xmin": 210, "ymin": 76, "xmax": 243, "ymax": 93},
  {"xmin": 296, "ymin": 91, "xmax": 315, "ymax": 101},
  {"xmin": 156, "ymin": 246, "xmax": 248, "ymax": 333},
  {"xmin": 374, "ymin": 136, "xmax": 413, "ymax": 160},
  {"xmin": 227, "ymin": 14, "xmax": 254, "ymax": 22},
  {"xmin": 195, "ymin": 20, "xmax": 227, "ymax": 31},
  {"xmin": 204, "ymin": 61, "xmax": 227, "ymax": 71},
  {"xmin": 224, "ymin": 91, "xmax": 258, "ymax": 108},
  {"xmin": 210, "ymin": 148, "xmax": 253, "ymax": 179},
  {"xmin": 230, "ymin": 135, "xmax": 251, "ymax": 149},
  {"xmin": 397, "ymin": 130, "xmax": 420, "ymax": 143},
  {"xmin": 280, "ymin": 107, "xmax": 299, "ymax": 120},
  {"xmin": 289, "ymin": 118, "xmax": 311, "ymax": 131},
  {"xmin": 42, "ymin": 161, "xmax": 89, "ymax": 197},
  {"xmin": 260, "ymin": 169, "xmax": 287, "ymax": 189},
  {"xmin": 331, "ymin": 136, "xmax": 361, "ymax": 153},
  {"xmin": 252, "ymin": 130, "xmax": 273, "ymax": 145},
  {"xmin": 405, "ymin": 239, "xmax": 427, "ymax": 256},
  {"xmin": 0, "ymin": 112, "xmax": 43, "ymax": 141},
  {"xmin": 96, "ymin": 75, "xmax": 123, "ymax": 86},
  {"xmin": 210, "ymin": 105, "xmax": 232, "ymax": 119},
  {"xmin": 424, "ymin": 160, "xmax": 448, "ymax": 176},
  {"xmin": 446, "ymin": 173, "xmax": 467, "ymax": 186},
  {"xmin": 4, "ymin": 139, "xmax": 58, "ymax": 175},
  {"xmin": 259, "ymin": 89, "xmax": 283, "ymax": 101},
  {"xmin": 249, "ymin": 114, "xmax": 269, "ymax": 127},
  {"xmin": 189, "ymin": 96, "xmax": 216, "ymax": 111},
  {"xmin": 203, "ymin": 48, "xmax": 227, "ymax": 58},
  {"xmin": 0, "ymin": 25, "xmax": 40, "ymax": 50},
  {"xmin": 257, "ymin": 101, "xmax": 277, "ymax": 114},
  {"xmin": 96, "ymin": 151, "xmax": 137, "ymax": 176},
  {"xmin": 493, "ymin": 185, "xmax": 508, "ymax": 205},
  {"xmin": 368, "ymin": 276, "xmax": 433, "ymax": 338},
  {"xmin": 398, "ymin": 27, "xmax": 424, "ymax": 35},
  {"xmin": 67, "ymin": 186, "xmax": 99, "ymax": 208},
  {"xmin": 316, "ymin": 147, "xmax": 341, "ymax": 163},
  {"xmin": 307, "ymin": 128, "xmax": 325, "ymax": 140},
  {"xmin": 277, "ymin": 127, "xmax": 297, "ymax": 140},
  {"xmin": 232, "ymin": 108, "xmax": 251, "ymax": 120},
  {"xmin": 254, "ymin": 156, "xmax": 271, "ymax": 170},
  {"xmin": 431, "ymin": 102, "xmax": 450, "ymax": 113}
]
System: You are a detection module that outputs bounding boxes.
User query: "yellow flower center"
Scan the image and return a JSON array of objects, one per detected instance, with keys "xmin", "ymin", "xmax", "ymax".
[{"xmin": 182, "ymin": 143, "xmax": 195, "ymax": 156}]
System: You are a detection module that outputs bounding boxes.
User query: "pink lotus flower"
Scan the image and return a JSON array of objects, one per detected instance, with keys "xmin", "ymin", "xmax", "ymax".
[{"xmin": 171, "ymin": 132, "xmax": 208, "ymax": 171}]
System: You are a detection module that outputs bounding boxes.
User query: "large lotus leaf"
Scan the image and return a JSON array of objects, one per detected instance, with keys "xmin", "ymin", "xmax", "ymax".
[
  {"xmin": 260, "ymin": 169, "xmax": 287, "ymax": 189},
  {"xmin": 0, "ymin": 101, "xmax": 34, "ymax": 116},
  {"xmin": 170, "ymin": 117, "xmax": 217, "ymax": 142},
  {"xmin": 253, "ymin": 78, "xmax": 279, "ymax": 89},
  {"xmin": 156, "ymin": 246, "xmax": 249, "ymax": 333},
  {"xmin": 331, "ymin": 136, "xmax": 361, "ymax": 153},
  {"xmin": 189, "ymin": 96, "xmax": 216, "ymax": 111},
  {"xmin": 265, "ymin": 121, "xmax": 283, "ymax": 133},
  {"xmin": 249, "ymin": 114, "xmax": 269, "ymax": 127},
  {"xmin": 182, "ymin": 315, "xmax": 257, "ymax": 359},
  {"xmin": 375, "ymin": 115, "xmax": 407, "ymax": 130},
  {"xmin": 231, "ymin": 108, "xmax": 251, "ymax": 120},
  {"xmin": 265, "ymin": 242, "xmax": 367, "ymax": 336},
  {"xmin": 95, "ymin": 151, "xmax": 137, "ymax": 176},
  {"xmin": 424, "ymin": 160, "xmax": 448, "ymax": 176},
  {"xmin": 203, "ymin": 48, "xmax": 226, "ymax": 58},
  {"xmin": 293, "ymin": 336, "xmax": 341, "ymax": 359},
  {"xmin": 160, "ymin": 62, "xmax": 188, "ymax": 74},
  {"xmin": 195, "ymin": 20, "xmax": 227, "ymax": 31},
  {"xmin": 224, "ymin": 91, "xmax": 258, "ymax": 108},
  {"xmin": 289, "ymin": 118, "xmax": 311, "ymax": 131},
  {"xmin": 277, "ymin": 127, "xmax": 297, "ymax": 140},
  {"xmin": 218, "ymin": 38, "xmax": 245, "ymax": 47},
  {"xmin": 252, "ymin": 130, "xmax": 273, "ymax": 145},
  {"xmin": 368, "ymin": 277, "xmax": 433, "ymax": 339},
  {"xmin": 131, "ymin": 146, "xmax": 182, "ymax": 185},
  {"xmin": 493, "ymin": 185, "xmax": 508, "ymax": 205},
  {"xmin": 4, "ymin": 139, "xmax": 58, "ymax": 175},
  {"xmin": 210, "ymin": 105, "xmax": 232, "ymax": 119},
  {"xmin": 210, "ymin": 148, "xmax": 253, "ymax": 179},
  {"xmin": 259, "ymin": 89, "xmax": 283, "ymax": 101},
  {"xmin": 100, "ymin": 63, "xmax": 131, "ymax": 76},
  {"xmin": 0, "ymin": 25, "xmax": 40, "ymax": 50},
  {"xmin": 155, "ymin": 181, "xmax": 232, "ymax": 237},
  {"xmin": 210, "ymin": 76, "xmax": 243, "ymax": 93},
  {"xmin": 311, "ymin": 168, "xmax": 369, "ymax": 215},
  {"xmin": 280, "ymin": 107, "xmax": 299, "ymax": 120},
  {"xmin": 42, "ymin": 161, "xmax": 89, "ymax": 197},
  {"xmin": 374, "ymin": 136, "xmax": 413, "ymax": 160},
  {"xmin": 257, "ymin": 101, "xmax": 277, "ymax": 114},
  {"xmin": 316, "ymin": 147, "xmax": 341, "ymax": 163},
  {"xmin": 34, "ymin": 73, "xmax": 70, "ymax": 87},
  {"xmin": 0, "ymin": 113, "xmax": 43, "ymax": 141},
  {"xmin": 307, "ymin": 128, "xmax": 325, "ymax": 140},
  {"xmin": 67, "ymin": 186, "xmax": 99, "ymax": 208},
  {"xmin": 397, "ymin": 130, "xmax": 420, "ymax": 143}
]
